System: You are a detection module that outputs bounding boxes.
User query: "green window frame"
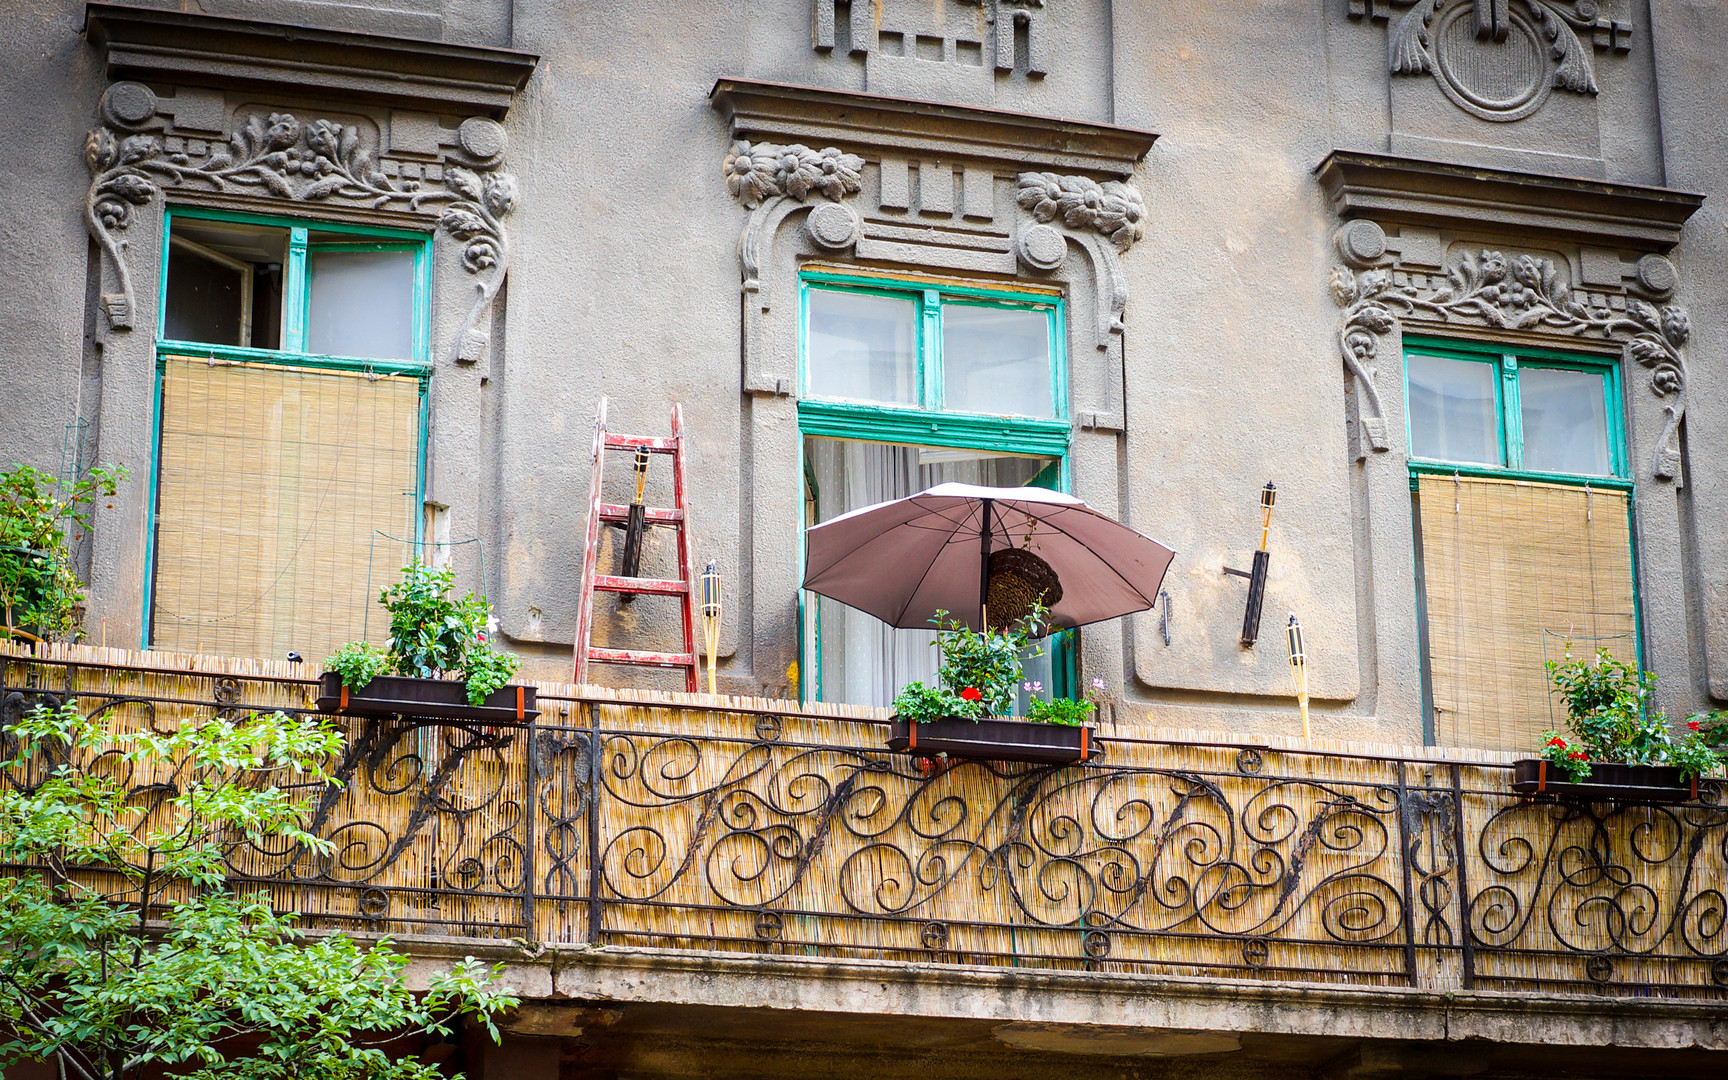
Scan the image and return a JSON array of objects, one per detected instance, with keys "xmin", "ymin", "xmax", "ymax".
[
  {"xmin": 1403, "ymin": 335, "xmax": 1639, "ymax": 747},
  {"xmin": 796, "ymin": 270, "xmax": 1075, "ymax": 705},
  {"xmin": 144, "ymin": 205, "xmax": 433, "ymax": 650},
  {"xmin": 1402, "ymin": 336, "xmax": 1630, "ymax": 487}
]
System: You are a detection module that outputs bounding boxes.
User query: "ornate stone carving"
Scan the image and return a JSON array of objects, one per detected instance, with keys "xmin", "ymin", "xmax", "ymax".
[
  {"xmin": 1331, "ymin": 247, "xmax": 1690, "ymax": 481},
  {"xmin": 723, "ymin": 140, "xmax": 864, "ymax": 209},
  {"xmin": 1014, "ymin": 173, "xmax": 1144, "ymax": 370},
  {"xmin": 1352, "ymin": 0, "xmax": 1632, "ymax": 121},
  {"xmin": 81, "ymin": 85, "xmax": 515, "ymax": 361},
  {"xmin": 1014, "ymin": 173, "xmax": 1145, "ymax": 252}
]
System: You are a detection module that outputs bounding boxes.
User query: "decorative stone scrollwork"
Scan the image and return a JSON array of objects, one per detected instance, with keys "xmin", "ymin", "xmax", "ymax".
[
  {"xmin": 1352, "ymin": 0, "xmax": 1633, "ymax": 121},
  {"xmin": 1013, "ymin": 172, "xmax": 1144, "ymax": 370},
  {"xmin": 81, "ymin": 82, "xmax": 515, "ymax": 362},
  {"xmin": 1331, "ymin": 245, "xmax": 1691, "ymax": 482}
]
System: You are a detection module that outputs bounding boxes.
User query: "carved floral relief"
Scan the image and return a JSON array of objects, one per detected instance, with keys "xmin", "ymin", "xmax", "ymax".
[
  {"xmin": 1332, "ymin": 244, "xmax": 1689, "ymax": 482},
  {"xmin": 83, "ymin": 86, "xmax": 515, "ymax": 362}
]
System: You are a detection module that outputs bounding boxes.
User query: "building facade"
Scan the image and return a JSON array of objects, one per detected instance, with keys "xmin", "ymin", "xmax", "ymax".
[{"xmin": 3, "ymin": 1, "xmax": 1728, "ymax": 1077}]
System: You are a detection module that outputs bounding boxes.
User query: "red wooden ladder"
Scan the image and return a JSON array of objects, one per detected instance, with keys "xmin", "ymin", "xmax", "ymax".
[{"xmin": 572, "ymin": 397, "xmax": 699, "ymax": 690}]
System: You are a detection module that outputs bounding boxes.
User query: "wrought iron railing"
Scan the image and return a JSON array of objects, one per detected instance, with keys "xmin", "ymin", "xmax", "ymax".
[{"xmin": 4, "ymin": 646, "xmax": 1725, "ymax": 999}]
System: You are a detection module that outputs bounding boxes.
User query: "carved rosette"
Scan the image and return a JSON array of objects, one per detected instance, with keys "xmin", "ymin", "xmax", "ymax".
[
  {"xmin": 1332, "ymin": 233, "xmax": 1691, "ymax": 483},
  {"xmin": 1013, "ymin": 173, "xmax": 1143, "ymax": 376},
  {"xmin": 1353, "ymin": 0, "xmax": 1633, "ymax": 121},
  {"xmin": 723, "ymin": 139, "xmax": 864, "ymax": 292},
  {"xmin": 82, "ymin": 82, "xmax": 515, "ymax": 362}
]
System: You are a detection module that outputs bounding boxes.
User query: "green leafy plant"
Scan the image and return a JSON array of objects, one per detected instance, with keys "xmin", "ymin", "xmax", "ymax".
[
  {"xmin": 892, "ymin": 602, "xmax": 1053, "ymax": 722},
  {"xmin": 325, "ymin": 640, "xmax": 390, "ymax": 691},
  {"xmin": 327, "ymin": 563, "xmax": 520, "ymax": 707},
  {"xmin": 0, "ymin": 462, "xmax": 127, "ymax": 642},
  {"xmin": 0, "ymin": 700, "xmax": 517, "ymax": 1080},
  {"xmin": 1026, "ymin": 677, "xmax": 1108, "ymax": 726},
  {"xmin": 1539, "ymin": 647, "xmax": 1726, "ymax": 780}
]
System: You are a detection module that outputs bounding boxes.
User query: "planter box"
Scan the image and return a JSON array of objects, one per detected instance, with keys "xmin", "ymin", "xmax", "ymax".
[
  {"xmin": 885, "ymin": 716, "xmax": 1099, "ymax": 766},
  {"xmin": 316, "ymin": 672, "xmax": 538, "ymax": 725},
  {"xmin": 1511, "ymin": 758, "xmax": 1698, "ymax": 804}
]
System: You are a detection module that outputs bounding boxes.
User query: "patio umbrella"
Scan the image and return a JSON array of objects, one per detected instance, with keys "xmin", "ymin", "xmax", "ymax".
[{"xmin": 801, "ymin": 483, "xmax": 1175, "ymax": 633}]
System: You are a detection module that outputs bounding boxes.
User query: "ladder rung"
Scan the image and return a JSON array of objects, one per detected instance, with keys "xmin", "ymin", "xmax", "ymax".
[
  {"xmin": 604, "ymin": 435, "xmax": 678, "ymax": 452},
  {"xmin": 587, "ymin": 647, "xmax": 696, "ymax": 668},
  {"xmin": 593, "ymin": 574, "xmax": 688, "ymax": 595},
  {"xmin": 598, "ymin": 503, "xmax": 683, "ymax": 525}
]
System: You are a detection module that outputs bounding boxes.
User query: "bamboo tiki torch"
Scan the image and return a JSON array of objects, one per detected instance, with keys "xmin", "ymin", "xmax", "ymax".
[
  {"xmin": 619, "ymin": 446, "xmax": 651, "ymax": 601},
  {"xmin": 1287, "ymin": 613, "xmax": 1311, "ymax": 740},
  {"xmin": 701, "ymin": 561, "xmax": 722, "ymax": 695}
]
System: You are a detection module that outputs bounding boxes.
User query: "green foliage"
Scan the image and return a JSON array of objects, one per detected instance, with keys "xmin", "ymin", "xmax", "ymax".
[
  {"xmin": 1541, "ymin": 648, "xmax": 1726, "ymax": 780},
  {"xmin": 892, "ymin": 603, "xmax": 1048, "ymax": 721},
  {"xmin": 0, "ymin": 462, "xmax": 127, "ymax": 642},
  {"xmin": 890, "ymin": 680, "xmax": 973, "ymax": 724},
  {"xmin": 327, "ymin": 563, "xmax": 519, "ymax": 706},
  {"xmin": 324, "ymin": 641, "xmax": 389, "ymax": 692},
  {"xmin": 0, "ymin": 700, "xmax": 516, "ymax": 1080},
  {"xmin": 1026, "ymin": 696, "xmax": 1094, "ymax": 726}
]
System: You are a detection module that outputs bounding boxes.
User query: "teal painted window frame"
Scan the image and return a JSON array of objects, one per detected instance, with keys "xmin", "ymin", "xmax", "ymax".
[
  {"xmin": 1402, "ymin": 335, "xmax": 1630, "ymax": 488},
  {"xmin": 1402, "ymin": 334, "xmax": 1641, "ymax": 743},
  {"xmin": 795, "ymin": 270, "xmax": 1076, "ymax": 705},
  {"xmin": 144, "ymin": 205, "xmax": 433, "ymax": 648}
]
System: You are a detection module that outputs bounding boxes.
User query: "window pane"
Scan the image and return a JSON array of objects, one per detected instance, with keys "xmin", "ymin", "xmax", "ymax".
[
  {"xmin": 1408, "ymin": 353, "xmax": 1499, "ymax": 465},
  {"xmin": 942, "ymin": 303, "xmax": 1053, "ymax": 417},
  {"xmin": 164, "ymin": 219, "xmax": 286, "ymax": 349},
  {"xmin": 307, "ymin": 249, "xmax": 415, "ymax": 360},
  {"xmin": 805, "ymin": 289, "xmax": 918, "ymax": 405},
  {"xmin": 1520, "ymin": 367, "xmax": 1611, "ymax": 475},
  {"xmin": 151, "ymin": 356, "xmax": 421, "ymax": 660},
  {"xmin": 804, "ymin": 438, "xmax": 1052, "ymax": 708}
]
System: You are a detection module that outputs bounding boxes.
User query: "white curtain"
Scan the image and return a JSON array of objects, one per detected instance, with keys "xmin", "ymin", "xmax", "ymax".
[{"xmin": 805, "ymin": 439, "xmax": 1047, "ymax": 708}]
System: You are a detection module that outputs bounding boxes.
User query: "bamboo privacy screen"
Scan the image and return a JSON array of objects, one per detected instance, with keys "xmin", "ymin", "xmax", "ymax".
[
  {"xmin": 4, "ymin": 643, "xmax": 1724, "ymax": 999},
  {"xmin": 151, "ymin": 356, "xmax": 420, "ymax": 661},
  {"xmin": 1416, "ymin": 474, "xmax": 1636, "ymax": 753}
]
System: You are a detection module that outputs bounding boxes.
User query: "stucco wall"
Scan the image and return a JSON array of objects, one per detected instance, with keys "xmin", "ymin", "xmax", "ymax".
[{"xmin": 2, "ymin": 0, "xmax": 1724, "ymax": 742}]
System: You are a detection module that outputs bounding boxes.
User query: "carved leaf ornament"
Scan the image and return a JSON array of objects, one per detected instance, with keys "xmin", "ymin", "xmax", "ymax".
[
  {"xmin": 84, "ymin": 106, "xmax": 514, "ymax": 360},
  {"xmin": 1015, "ymin": 173, "xmax": 1146, "ymax": 253},
  {"xmin": 1389, "ymin": 0, "xmax": 1601, "ymax": 93},
  {"xmin": 723, "ymin": 140, "xmax": 864, "ymax": 208},
  {"xmin": 1332, "ymin": 249, "xmax": 1690, "ymax": 481}
]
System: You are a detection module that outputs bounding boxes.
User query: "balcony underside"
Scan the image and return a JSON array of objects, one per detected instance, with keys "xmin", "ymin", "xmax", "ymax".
[{"xmin": 4, "ymin": 643, "xmax": 1727, "ymax": 1068}]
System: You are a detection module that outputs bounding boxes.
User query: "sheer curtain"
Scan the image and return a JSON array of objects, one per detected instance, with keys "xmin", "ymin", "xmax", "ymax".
[{"xmin": 805, "ymin": 438, "xmax": 1048, "ymax": 708}]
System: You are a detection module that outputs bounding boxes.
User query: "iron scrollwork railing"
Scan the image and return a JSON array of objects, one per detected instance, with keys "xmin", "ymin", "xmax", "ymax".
[{"xmin": 2, "ymin": 657, "xmax": 1724, "ymax": 998}]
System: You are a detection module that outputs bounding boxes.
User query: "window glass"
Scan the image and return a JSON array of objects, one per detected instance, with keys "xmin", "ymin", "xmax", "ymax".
[
  {"xmin": 804, "ymin": 438, "xmax": 1052, "ymax": 708},
  {"xmin": 1408, "ymin": 353, "xmax": 1499, "ymax": 465},
  {"xmin": 307, "ymin": 248, "xmax": 416, "ymax": 361},
  {"xmin": 805, "ymin": 288, "xmax": 918, "ymax": 405},
  {"xmin": 941, "ymin": 303, "xmax": 1053, "ymax": 417},
  {"xmin": 163, "ymin": 219, "xmax": 287, "ymax": 349},
  {"xmin": 1519, "ymin": 367, "xmax": 1611, "ymax": 475}
]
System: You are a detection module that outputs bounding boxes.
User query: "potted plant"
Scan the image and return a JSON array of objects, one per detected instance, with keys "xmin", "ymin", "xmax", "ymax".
[
  {"xmin": 886, "ymin": 603, "xmax": 1104, "ymax": 766},
  {"xmin": 0, "ymin": 463, "xmax": 127, "ymax": 643},
  {"xmin": 318, "ymin": 562, "xmax": 537, "ymax": 725},
  {"xmin": 1513, "ymin": 648, "xmax": 1725, "ymax": 803}
]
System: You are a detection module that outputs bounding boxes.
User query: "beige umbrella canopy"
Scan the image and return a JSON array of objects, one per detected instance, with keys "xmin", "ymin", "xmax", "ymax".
[{"xmin": 801, "ymin": 483, "xmax": 1176, "ymax": 633}]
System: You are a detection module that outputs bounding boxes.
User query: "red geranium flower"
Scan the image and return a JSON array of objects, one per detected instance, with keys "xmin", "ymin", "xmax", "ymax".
[
  {"xmin": 1689, "ymin": 720, "xmax": 1702, "ymax": 731},
  {"xmin": 959, "ymin": 687, "xmax": 982, "ymax": 702},
  {"xmin": 1567, "ymin": 750, "xmax": 1589, "ymax": 761},
  {"xmin": 1547, "ymin": 736, "xmax": 1566, "ymax": 748}
]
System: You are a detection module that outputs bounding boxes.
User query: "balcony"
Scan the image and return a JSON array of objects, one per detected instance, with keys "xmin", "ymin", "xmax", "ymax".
[{"xmin": 6, "ymin": 640, "xmax": 1724, "ymax": 1012}]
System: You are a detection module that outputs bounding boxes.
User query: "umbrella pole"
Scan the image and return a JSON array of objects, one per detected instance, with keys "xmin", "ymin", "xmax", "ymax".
[{"xmin": 978, "ymin": 497, "xmax": 993, "ymax": 632}]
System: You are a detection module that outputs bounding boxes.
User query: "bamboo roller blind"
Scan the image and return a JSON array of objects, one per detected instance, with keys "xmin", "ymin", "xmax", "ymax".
[
  {"xmin": 1417, "ymin": 473, "xmax": 1636, "ymax": 753},
  {"xmin": 151, "ymin": 356, "xmax": 420, "ymax": 661}
]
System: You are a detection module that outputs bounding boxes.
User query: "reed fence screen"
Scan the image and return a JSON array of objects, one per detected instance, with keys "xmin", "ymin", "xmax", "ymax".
[{"xmin": 4, "ymin": 645, "xmax": 1724, "ymax": 999}]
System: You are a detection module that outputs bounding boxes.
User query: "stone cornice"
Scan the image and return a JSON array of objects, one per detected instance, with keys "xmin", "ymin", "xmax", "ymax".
[
  {"xmin": 709, "ymin": 77, "xmax": 1157, "ymax": 178},
  {"xmin": 84, "ymin": 2, "xmax": 539, "ymax": 117},
  {"xmin": 1316, "ymin": 150, "xmax": 1704, "ymax": 251}
]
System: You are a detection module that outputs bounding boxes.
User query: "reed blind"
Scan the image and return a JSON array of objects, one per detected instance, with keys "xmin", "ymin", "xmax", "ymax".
[
  {"xmin": 151, "ymin": 356, "xmax": 420, "ymax": 660},
  {"xmin": 1416, "ymin": 473, "xmax": 1636, "ymax": 753}
]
